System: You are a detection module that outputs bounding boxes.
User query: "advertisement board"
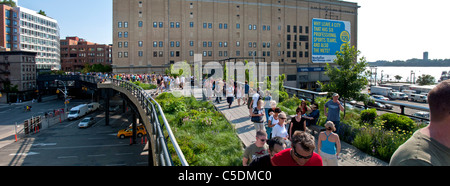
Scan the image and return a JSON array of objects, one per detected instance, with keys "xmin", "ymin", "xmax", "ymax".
[{"xmin": 312, "ymin": 18, "xmax": 351, "ymax": 63}]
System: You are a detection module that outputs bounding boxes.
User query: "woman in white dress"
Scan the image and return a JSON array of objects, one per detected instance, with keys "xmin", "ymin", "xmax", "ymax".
[{"xmin": 236, "ymin": 84, "xmax": 243, "ymax": 106}]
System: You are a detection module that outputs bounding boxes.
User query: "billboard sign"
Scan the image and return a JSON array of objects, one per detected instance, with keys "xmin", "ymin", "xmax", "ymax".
[{"xmin": 312, "ymin": 18, "xmax": 351, "ymax": 63}]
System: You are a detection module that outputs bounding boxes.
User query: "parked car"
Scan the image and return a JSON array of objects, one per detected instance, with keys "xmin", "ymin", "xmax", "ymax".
[
  {"xmin": 117, "ymin": 125, "xmax": 147, "ymax": 139},
  {"xmin": 372, "ymin": 95, "xmax": 390, "ymax": 101},
  {"xmin": 109, "ymin": 105, "xmax": 120, "ymax": 112},
  {"xmin": 368, "ymin": 101, "xmax": 385, "ymax": 109},
  {"xmin": 78, "ymin": 117, "xmax": 95, "ymax": 128},
  {"xmin": 411, "ymin": 112, "xmax": 430, "ymax": 125},
  {"xmin": 353, "ymin": 104, "xmax": 368, "ymax": 111},
  {"xmin": 383, "ymin": 103, "xmax": 394, "ymax": 110}
]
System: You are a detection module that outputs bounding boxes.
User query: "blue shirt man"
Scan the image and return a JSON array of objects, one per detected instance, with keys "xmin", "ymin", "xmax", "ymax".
[{"xmin": 324, "ymin": 93, "xmax": 345, "ymax": 133}]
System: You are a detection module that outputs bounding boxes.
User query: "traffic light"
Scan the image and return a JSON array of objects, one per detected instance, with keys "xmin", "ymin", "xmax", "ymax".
[{"xmin": 56, "ymin": 89, "xmax": 60, "ymax": 94}]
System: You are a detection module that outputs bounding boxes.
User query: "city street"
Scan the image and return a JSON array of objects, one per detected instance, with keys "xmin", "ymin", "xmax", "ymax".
[
  {"xmin": 0, "ymin": 96, "xmax": 91, "ymax": 149},
  {"xmin": 0, "ymin": 102, "xmax": 149, "ymax": 166}
]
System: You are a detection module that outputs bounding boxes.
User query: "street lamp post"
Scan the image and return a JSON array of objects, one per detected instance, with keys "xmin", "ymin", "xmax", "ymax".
[{"xmin": 55, "ymin": 80, "xmax": 68, "ymax": 112}]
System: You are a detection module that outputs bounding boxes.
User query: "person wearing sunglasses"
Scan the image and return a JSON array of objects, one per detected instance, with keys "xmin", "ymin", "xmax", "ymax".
[
  {"xmin": 271, "ymin": 112, "xmax": 289, "ymax": 141},
  {"xmin": 271, "ymin": 131, "xmax": 323, "ymax": 166},
  {"xmin": 249, "ymin": 137, "xmax": 287, "ymax": 167},
  {"xmin": 242, "ymin": 131, "xmax": 269, "ymax": 166}
]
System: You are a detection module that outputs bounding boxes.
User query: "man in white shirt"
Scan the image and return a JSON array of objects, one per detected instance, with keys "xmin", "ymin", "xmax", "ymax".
[
  {"xmin": 180, "ymin": 76, "xmax": 185, "ymax": 90},
  {"xmin": 252, "ymin": 88, "xmax": 260, "ymax": 109}
]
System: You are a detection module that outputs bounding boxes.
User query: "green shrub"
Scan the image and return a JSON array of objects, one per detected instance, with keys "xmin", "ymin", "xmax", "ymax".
[
  {"xmin": 360, "ymin": 108, "xmax": 377, "ymax": 124},
  {"xmin": 279, "ymin": 96, "xmax": 302, "ymax": 109},
  {"xmin": 278, "ymin": 105, "xmax": 295, "ymax": 115},
  {"xmin": 272, "ymin": 90, "xmax": 289, "ymax": 103},
  {"xmin": 353, "ymin": 128, "xmax": 374, "ymax": 154},
  {"xmin": 378, "ymin": 113, "xmax": 416, "ymax": 132},
  {"xmin": 156, "ymin": 92, "xmax": 175, "ymax": 100},
  {"xmin": 140, "ymin": 83, "xmax": 157, "ymax": 90}
]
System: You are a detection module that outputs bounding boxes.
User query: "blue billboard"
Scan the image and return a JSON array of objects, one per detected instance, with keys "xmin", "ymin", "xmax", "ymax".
[{"xmin": 312, "ymin": 18, "xmax": 351, "ymax": 63}]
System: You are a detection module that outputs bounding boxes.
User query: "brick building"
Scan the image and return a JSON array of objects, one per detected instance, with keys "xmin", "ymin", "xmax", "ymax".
[
  {"xmin": 113, "ymin": 0, "xmax": 359, "ymax": 89},
  {"xmin": 0, "ymin": 50, "xmax": 37, "ymax": 103},
  {"xmin": 60, "ymin": 36, "xmax": 112, "ymax": 72}
]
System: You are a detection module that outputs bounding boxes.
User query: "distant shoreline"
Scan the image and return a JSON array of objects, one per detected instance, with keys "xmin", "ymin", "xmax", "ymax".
[{"xmin": 368, "ymin": 65, "xmax": 450, "ymax": 67}]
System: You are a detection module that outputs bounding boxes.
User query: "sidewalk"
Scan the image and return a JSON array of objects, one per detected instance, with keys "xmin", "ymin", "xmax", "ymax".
[{"xmin": 211, "ymin": 98, "xmax": 389, "ymax": 166}]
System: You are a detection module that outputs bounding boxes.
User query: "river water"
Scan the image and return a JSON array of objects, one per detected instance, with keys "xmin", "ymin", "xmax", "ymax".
[{"xmin": 366, "ymin": 66, "xmax": 449, "ymax": 83}]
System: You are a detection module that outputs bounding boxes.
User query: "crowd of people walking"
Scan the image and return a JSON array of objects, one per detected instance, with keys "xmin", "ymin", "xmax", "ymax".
[
  {"xmin": 81, "ymin": 72, "xmax": 450, "ymax": 166},
  {"xmin": 89, "ymin": 72, "xmax": 347, "ymax": 166}
]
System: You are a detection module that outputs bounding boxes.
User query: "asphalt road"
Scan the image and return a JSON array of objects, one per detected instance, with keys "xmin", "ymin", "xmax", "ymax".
[
  {"xmin": 0, "ymin": 107, "xmax": 149, "ymax": 166},
  {"xmin": 0, "ymin": 97, "xmax": 93, "ymax": 149}
]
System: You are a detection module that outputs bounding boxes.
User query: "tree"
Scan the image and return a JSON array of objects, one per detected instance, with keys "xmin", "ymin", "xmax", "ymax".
[
  {"xmin": 38, "ymin": 10, "xmax": 47, "ymax": 16},
  {"xmin": 416, "ymin": 74, "xmax": 436, "ymax": 85},
  {"xmin": 81, "ymin": 63, "xmax": 112, "ymax": 73},
  {"xmin": 0, "ymin": 0, "xmax": 17, "ymax": 7},
  {"xmin": 317, "ymin": 43, "xmax": 370, "ymax": 117},
  {"xmin": 394, "ymin": 75, "xmax": 402, "ymax": 82}
]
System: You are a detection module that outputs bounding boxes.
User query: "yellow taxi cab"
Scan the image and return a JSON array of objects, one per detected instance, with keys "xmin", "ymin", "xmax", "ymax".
[{"xmin": 117, "ymin": 125, "xmax": 147, "ymax": 139}]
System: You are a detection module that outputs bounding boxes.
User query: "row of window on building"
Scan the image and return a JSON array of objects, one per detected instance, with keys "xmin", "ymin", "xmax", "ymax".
[
  {"xmin": 116, "ymin": 50, "xmax": 309, "ymax": 59},
  {"xmin": 119, "ymin": 20, "xmax": 306, "ymax": 33}
]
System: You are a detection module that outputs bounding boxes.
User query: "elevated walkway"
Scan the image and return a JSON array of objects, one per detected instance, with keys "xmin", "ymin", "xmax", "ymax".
[{"xmin": 93, "ymin": 78, "xmax": 188, "ymax": 166}]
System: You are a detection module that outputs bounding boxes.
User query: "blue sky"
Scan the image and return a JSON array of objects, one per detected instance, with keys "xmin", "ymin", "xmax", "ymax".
[
  {"xmin": 352, "ymin": 0, "xmax": 450, "ymax": 62},
  {"xmin": 18, "ymin": 0, "xmax": 112, "ymax": 45},
  {"xmin": 16, "ymin": 0, "xmax": 450, "ymax": 62}
]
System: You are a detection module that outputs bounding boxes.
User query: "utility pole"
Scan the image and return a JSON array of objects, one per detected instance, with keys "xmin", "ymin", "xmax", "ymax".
[{"xmin": 55, "ymin": 80, "xmax": 68, "ymax": 112}]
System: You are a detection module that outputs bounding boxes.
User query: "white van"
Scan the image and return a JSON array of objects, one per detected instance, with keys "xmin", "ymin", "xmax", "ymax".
[
  {"xmin": 409, "ymin": 94, "xmax": 427, "ymax": 103},
  {"xmin": 88, "ymin": 102, "xmax": 100, "ymax": 113},
  {"xmin": 68, "ymin": 104, "xmax": 89, "ymax": 120}
]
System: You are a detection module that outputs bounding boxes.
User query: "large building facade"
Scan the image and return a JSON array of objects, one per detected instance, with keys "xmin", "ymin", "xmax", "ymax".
[
  {"xmin": 60, "ymin": 36, "xmax": 113, "ymax": 72},
  {"xmin": 1, "ymin": 4, "xmax": 60, "ymax": 70},
  {"xmin": 0, "ymin": 51, "xmax": 37, "ymax": 103},
  {"xmin": 113, "ymin": 0, "xmax": 358, "ymax": 89}
]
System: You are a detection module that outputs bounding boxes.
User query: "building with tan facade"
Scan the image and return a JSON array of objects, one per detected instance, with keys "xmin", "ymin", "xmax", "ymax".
[{"xmin": 113, "ymin": 0, "xmax": 358, "ymax": 89}]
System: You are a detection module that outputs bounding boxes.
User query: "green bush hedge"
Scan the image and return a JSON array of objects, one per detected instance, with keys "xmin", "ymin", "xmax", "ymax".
[
  {"xmin": 133, "ymin": 81, "xmax": 157, "ymax": 90},
  {"xmin": 156, "ymin": 93, "xmax": 243, "ymax": 166},
  {"xmin": 378, "ymin": 113, "xmax": 416, "ymax": 132},
  {"xmin": 360, "ymin": 108, "xmax": 377, "ymax": 124}
]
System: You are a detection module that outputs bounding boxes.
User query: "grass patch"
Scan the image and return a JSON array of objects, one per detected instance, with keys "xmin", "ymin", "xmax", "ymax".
[{"xmin": 156, "ymin": 93, "xmax": 243, "ymax": 166}]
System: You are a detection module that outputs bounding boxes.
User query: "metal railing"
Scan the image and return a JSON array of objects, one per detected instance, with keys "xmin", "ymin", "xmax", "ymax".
[
  {"xmin": 370, "ymin": 99, "xmax": 430, "ymax": 122},
  {"xmin": 282, "ymin": 85, "xmax": 430, "ymax": 122},
  {"xmin": 80, "ymin": 75, "xmax": 188, "ymax": 166},
  {"xmin": 284, "ymin": 86, "xmax": 328, "ymax": 103}
]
